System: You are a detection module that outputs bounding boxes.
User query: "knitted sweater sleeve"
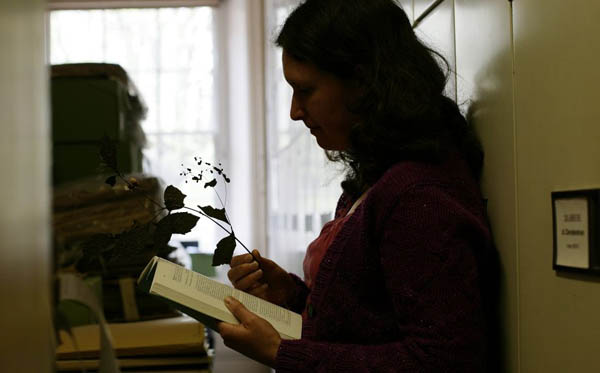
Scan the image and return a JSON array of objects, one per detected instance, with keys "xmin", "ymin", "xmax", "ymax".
[
  {"xmin": 275, "ymin": 185, "xmax": 488, "ymax": 372},
  {"xmin": 285, "ymin": 273, "xmax": 310, "ymax": 314}
]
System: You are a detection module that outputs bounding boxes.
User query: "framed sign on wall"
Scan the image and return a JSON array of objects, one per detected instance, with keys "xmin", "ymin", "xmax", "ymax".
[{"xmin": 551, "ymin": 189, "xmax": 600, "ymax": 275}]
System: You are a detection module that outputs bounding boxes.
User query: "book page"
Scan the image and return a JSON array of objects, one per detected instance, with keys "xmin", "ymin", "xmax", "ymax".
[{"xmin": 150, "ymin": 257, "xmax": 301, "ymax": 339}]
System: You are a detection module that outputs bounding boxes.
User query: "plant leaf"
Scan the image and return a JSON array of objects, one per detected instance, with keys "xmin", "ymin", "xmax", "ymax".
[
  {"xmin": 75, "ymin": 233, "xmax": 116, "ymax": 273},
  {"xmin": 108, "ymin": 223, "xmax": 155, "ymax": 265},
  {"xmin": 212, "ymin": 234, "xmax": 236, "ymax": 266},
  {"xmin": 105, "ymin": 175, "xmax": 117, "ymax": 187},
  {"xmin": 99, "ymin": 135, "xmax": 117, "ymax": 171},
  {"xmin": 153, "ymin": 222, "xmax": 173, "ymax": 249},
  {"xmin": 164, "ymin": 185, "xmax": 186, "ymax": 211},
  {"xmin": 204, "ymin": 178, "xmax": 217, "ymax": 188},
  {"xmin": 198, "ymin": 205, "xmax": 229, "ymax": 224},
  {"xmin": 158, "ymin": 212, "xmax": 200, "ymax": 235},
  {"xmin": 153, "ymin": 212, "xmax": 199, "ymax": 250}
]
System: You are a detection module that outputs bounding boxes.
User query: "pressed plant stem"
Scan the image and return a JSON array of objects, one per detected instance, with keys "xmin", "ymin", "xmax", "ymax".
[
  {"xmin": 212, "ymin": 189, "xmax": 262, "ymax": 268},
  {"xmin": 183, "ymin": 206, "xmax": 261, "ymax": 267},
  {"xmin": 112, "ymin": 170, "xmax": 260, "ymax": 267}
]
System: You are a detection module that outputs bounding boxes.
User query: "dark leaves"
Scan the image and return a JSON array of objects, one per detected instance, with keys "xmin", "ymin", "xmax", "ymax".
[
  {"xmin": 74, "ymin": 222, "xmax": 159, "ymax": 275},
  {"xmin": 75, "ymin": 233, "xmax": 116, "ymax": 273},
  {"xmin": 154, "ymin": 212, "xmax": 199, "ymax": 249},
  {"xmin": 164, "ymin": 185, "xmax": 186, "ymax": 211},
  {"xmin": 198, "ymin": 205, "xmax": 229, "ymax": 224},
  {"xmin": 163, "ymin": 212, "xmax": 200, "ymax": 234},
  {"xmin": 87, "ymin": 151, "xmax": 246, "ymax": 273},
  {"xmin": 99, "ymin": 135, "xmax": 117, "ymax": 171},
  {"xmin": 105, "ymin": 175, "xmax": 117, "ymax": 187},
  {"xmin": 153, "ymin": 222, "xmax": 173, "ymax": 249},
  {"xmin": 158, "ymin": 212, "xmax": 200, "ymax": 234},
  {"xmin": 212, "ymin": 234, "xmax": 236, "ymax": 266},
  {"xmin": 108, "ymin": 223, "xmax": 155, "ymax": 266}
]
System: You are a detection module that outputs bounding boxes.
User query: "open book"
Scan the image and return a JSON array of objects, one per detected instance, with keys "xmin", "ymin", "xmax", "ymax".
[{"xmin": 137, "ymin": 256, "xmax": 302, "ymax": 340}]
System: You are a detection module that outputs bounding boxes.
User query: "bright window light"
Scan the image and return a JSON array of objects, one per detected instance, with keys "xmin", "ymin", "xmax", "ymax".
[{"xmin": 50, "ymin": 7, "xmax": 221, "ymax": 252}]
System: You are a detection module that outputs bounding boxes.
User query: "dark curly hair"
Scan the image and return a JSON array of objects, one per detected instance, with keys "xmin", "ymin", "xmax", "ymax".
[{"xmin": 276, "ymin": 0, "xmax": 483, "ymax": 199}]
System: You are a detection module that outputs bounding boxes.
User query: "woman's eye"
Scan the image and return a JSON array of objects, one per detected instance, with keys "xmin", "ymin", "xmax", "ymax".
[
  {"xmin": 298, "ymin": 88, "xmax": 312, "ymax": 99},
  {"xmin": 296, "ymin": 87, "xmax": 312, "ymax": 96}
]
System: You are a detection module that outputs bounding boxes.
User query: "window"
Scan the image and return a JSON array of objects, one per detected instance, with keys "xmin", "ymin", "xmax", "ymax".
[
  {"xmin": 265, "ymin": 0, "xmax": 344, "ymax": 275},
  {"xmin": 50, "ymin": 6, "xmax": 223, "ymax": 251}
]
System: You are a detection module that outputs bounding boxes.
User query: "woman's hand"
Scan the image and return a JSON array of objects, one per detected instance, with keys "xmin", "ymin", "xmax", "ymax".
[
  {"xmin": 228, "ymin": 250, "xmax": 296, "ymax": 307},
  {"xmin": 218, "ymin": 296, "xmax": 281, "ymax": 368}
]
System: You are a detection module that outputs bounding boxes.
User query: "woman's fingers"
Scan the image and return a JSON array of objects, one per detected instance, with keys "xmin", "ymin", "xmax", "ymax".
[
  {"xmin": 233, "ymin": 268, "xmax": 264, "ymax": 291},
  {"xmin": 248, "ymin": 283, "xmax": 269, "ymax": 298},
  {"xmin": 228, "ymin": 259, "xmax": 258, "ymax": 282},
  {"xmin": 230, "ymin": 253, "xmax": 254, "ymax": 267},
  {"xmin": 227, "ymin": 250, "xmax": 275, "ymax": 300}
]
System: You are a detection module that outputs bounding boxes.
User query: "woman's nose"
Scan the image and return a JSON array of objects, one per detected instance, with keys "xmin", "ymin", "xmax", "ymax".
[{"xmin": 290, "ymin": 94, "xmax": 304, "ymax": 121}]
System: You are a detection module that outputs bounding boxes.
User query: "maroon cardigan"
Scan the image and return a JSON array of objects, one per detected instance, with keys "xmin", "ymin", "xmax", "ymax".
[{"xmin": 275, "ymin": 154, "xmax": 496, "ymax": 372}]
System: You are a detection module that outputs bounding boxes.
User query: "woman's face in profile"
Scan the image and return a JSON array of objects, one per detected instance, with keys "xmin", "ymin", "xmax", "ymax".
[{"xmin": 282, "ymin": 50, "xmax": 360, "ymax": 151}]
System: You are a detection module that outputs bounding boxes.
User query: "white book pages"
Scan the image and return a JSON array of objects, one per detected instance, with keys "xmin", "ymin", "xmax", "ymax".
[{"xmin": 139, "ymin": 257, "xmax": 302, "ymax": 340}]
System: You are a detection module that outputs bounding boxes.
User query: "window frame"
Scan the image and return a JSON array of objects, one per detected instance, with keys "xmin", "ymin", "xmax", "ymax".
[
  {"xmin": 48, "ymin": 5, "xmax": 225, "ymax": 250},
  {"xmin": 48, "ymin": 0, "xmax": 220, "ymax": 11}
]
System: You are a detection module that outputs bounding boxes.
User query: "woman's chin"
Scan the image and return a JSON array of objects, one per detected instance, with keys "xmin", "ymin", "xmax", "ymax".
[{"xmin": 314, "ymin": 136, "xmax": 346, "ymax": 151}]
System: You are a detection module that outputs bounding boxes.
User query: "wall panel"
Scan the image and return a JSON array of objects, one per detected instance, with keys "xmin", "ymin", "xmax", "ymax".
[
  {"xmin": 455, "ymin": 1, "xmax": 517, "ymax": 371},
  {"xmin": 513, "ymin": 0, "xmax": 600, "ymax": 372},
  {"xmin": 0, "ymin": 0, "xmax": 53, "ymax": 371}
]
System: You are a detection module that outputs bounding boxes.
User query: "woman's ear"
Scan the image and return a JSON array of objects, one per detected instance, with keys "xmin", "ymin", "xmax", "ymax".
[{"xmin": 345, "ymin": 65, "xmax": 367, "ymax": 105}]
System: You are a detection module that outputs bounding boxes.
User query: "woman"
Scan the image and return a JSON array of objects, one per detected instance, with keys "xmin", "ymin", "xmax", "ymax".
[{"xmin": 218, "ymin": 0, "xmax": 498, "ymax": 371}]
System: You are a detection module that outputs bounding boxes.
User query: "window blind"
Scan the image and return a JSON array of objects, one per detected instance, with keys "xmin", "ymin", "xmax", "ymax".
[{"xmin": 48, "ymin": 0, "xmax": 220, "ymax": 10}]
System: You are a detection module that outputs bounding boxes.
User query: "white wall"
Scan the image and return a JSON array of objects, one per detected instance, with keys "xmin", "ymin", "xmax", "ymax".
[
  {"xmin": 512, "ymin": 0, "xmax": 600, "ymax": 371},
  {"xmin": 0, "ymin": 0, "xmax": 53, "ymax": 371},
  {"xmin": 454, "ymin": 1, "xmax": 518, "ymax": 371},
  {"xmin": 417, "ymin": 0, "xmax": 600, "ymax": 371}
]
